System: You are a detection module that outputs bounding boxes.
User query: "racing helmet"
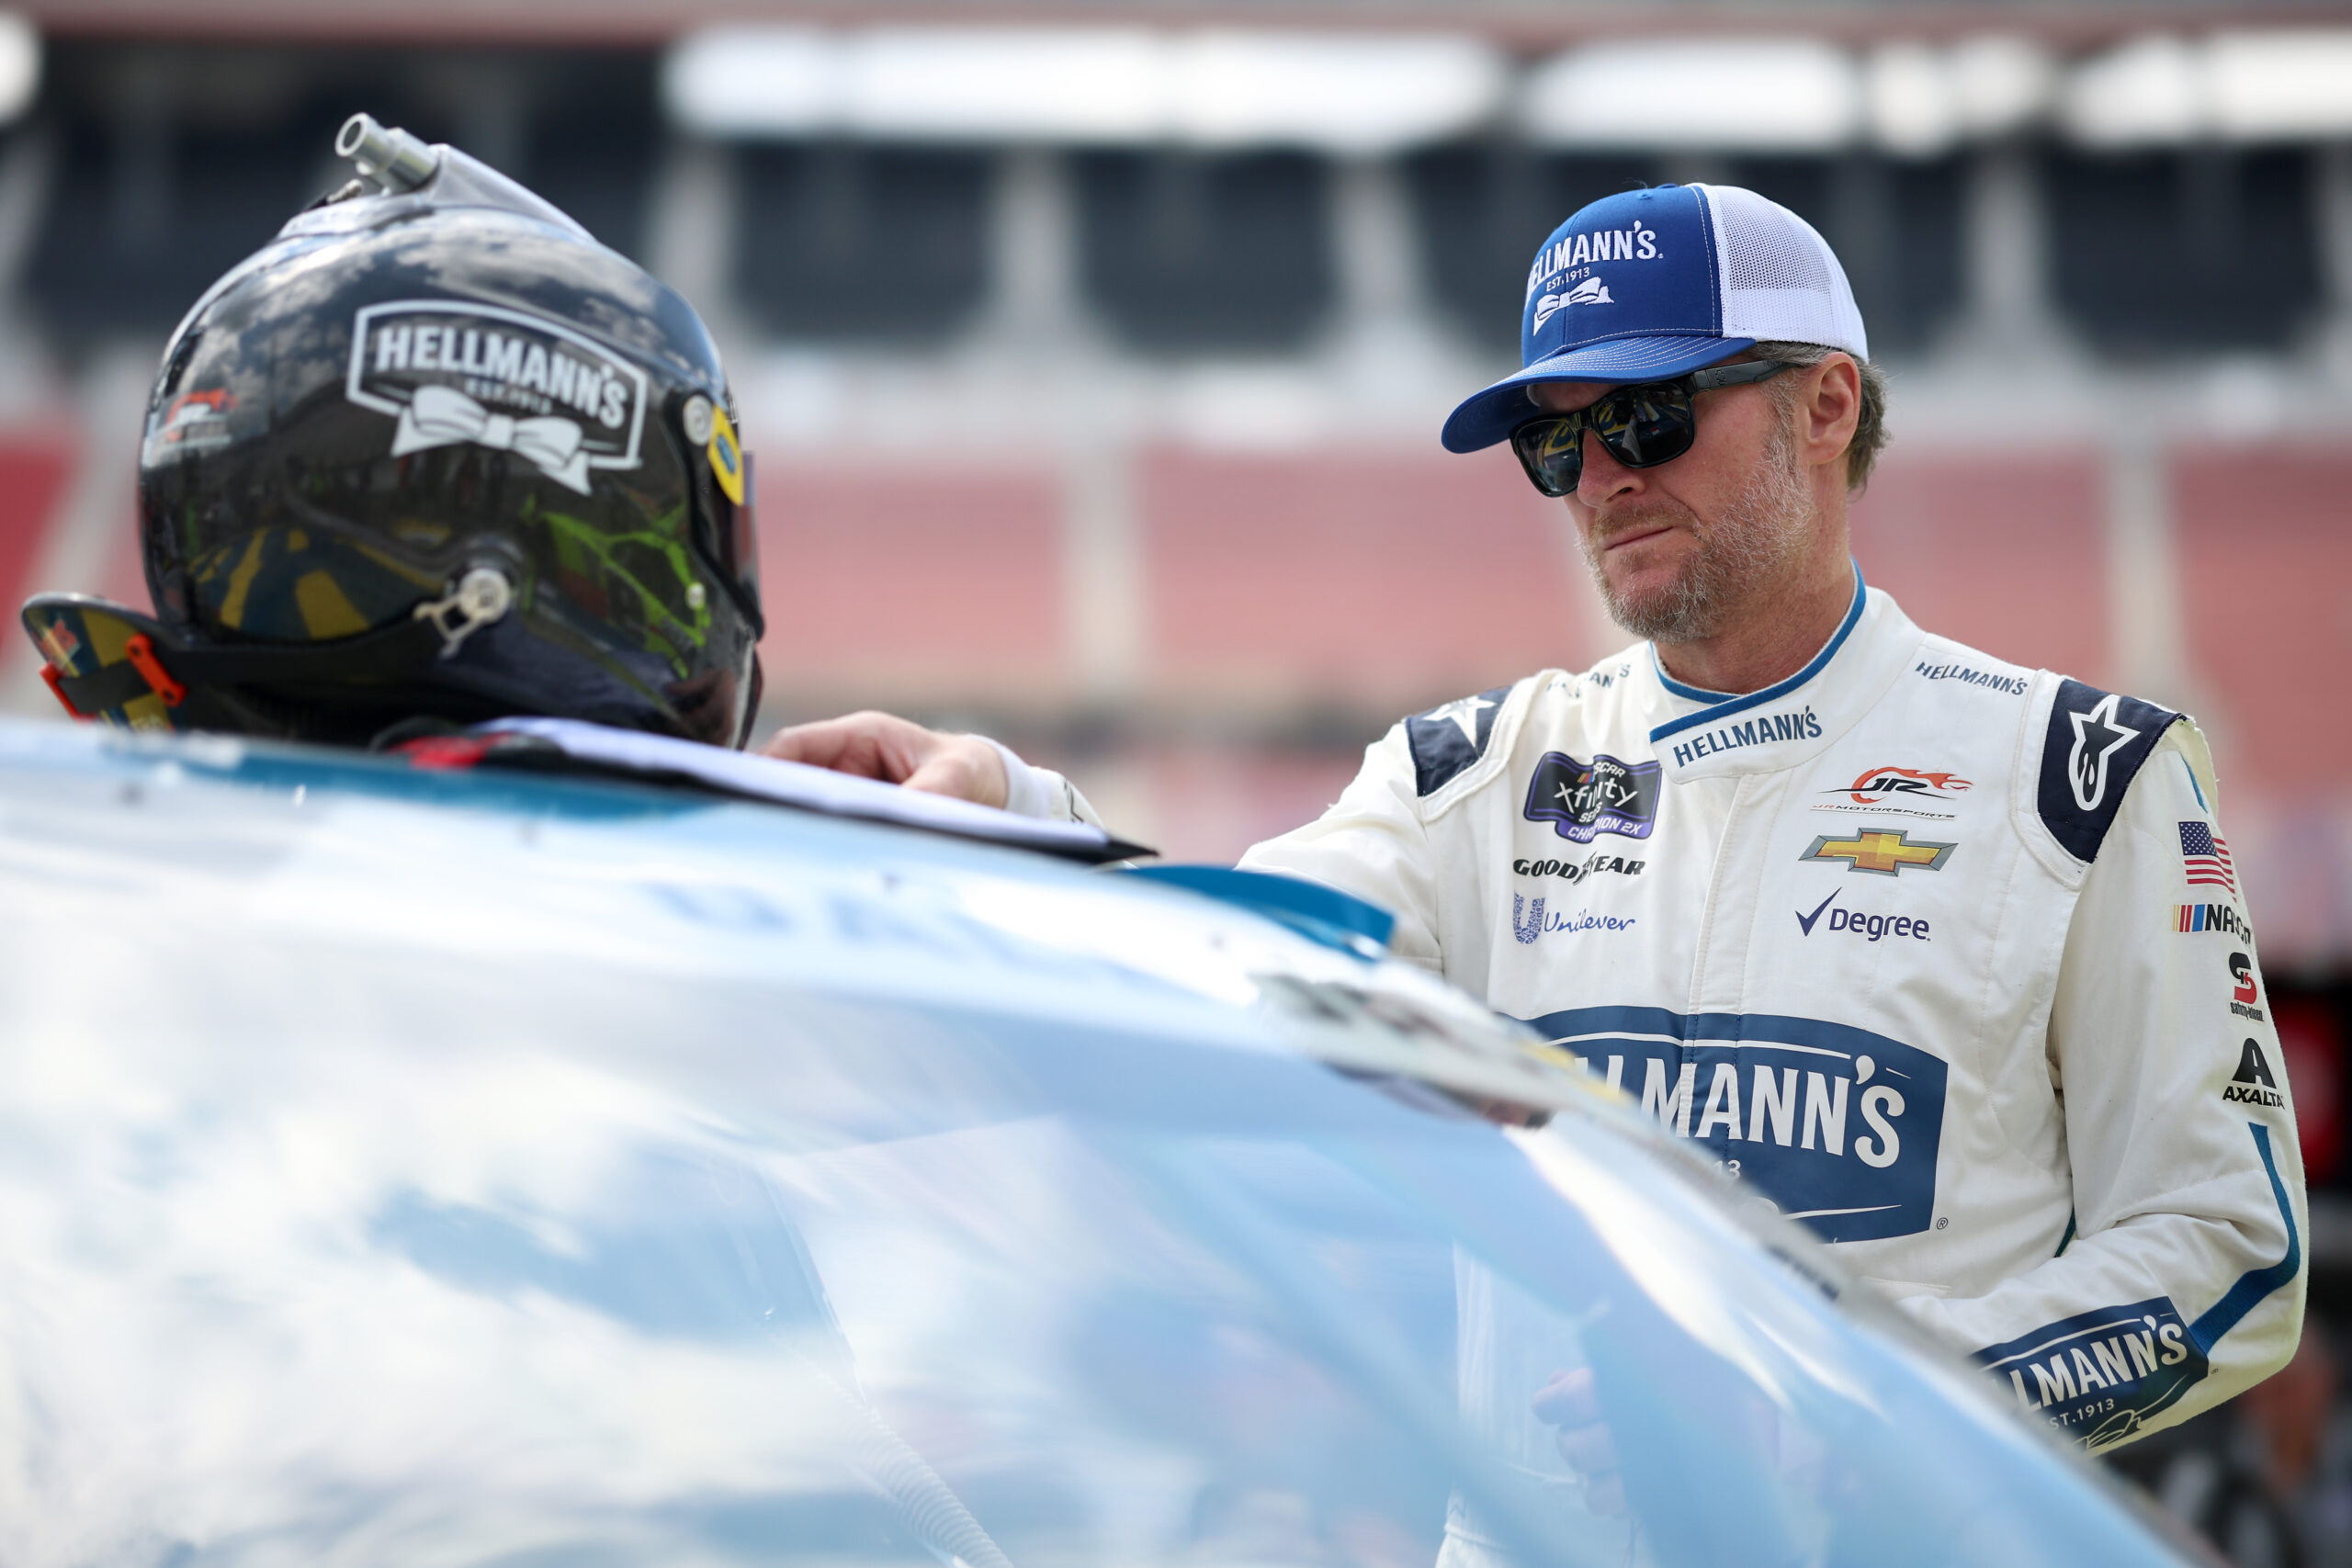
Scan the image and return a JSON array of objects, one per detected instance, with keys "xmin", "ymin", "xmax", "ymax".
[{"xmin": 25, "ymin": 115, "xmax": 764, "ymax": 749}]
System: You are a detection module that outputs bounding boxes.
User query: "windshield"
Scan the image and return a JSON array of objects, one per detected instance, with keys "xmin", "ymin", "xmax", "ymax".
[{"xmin": 0, "ymin": 738, "xmax": 2179, "ymax": 1566}]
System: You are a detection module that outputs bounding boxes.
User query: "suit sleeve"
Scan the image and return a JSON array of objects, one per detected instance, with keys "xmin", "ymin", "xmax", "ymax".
[
  {"xmin": 987, "ymin": 740, "xmax": 1106, "ymax": 830},
  {"xmin": 1901, "ymin": 723, "xmax": 2305, "ymax": 1449},
  {"xmin": 1238, "ymin": 724, "xmax": 1445, "ymax": 974}
]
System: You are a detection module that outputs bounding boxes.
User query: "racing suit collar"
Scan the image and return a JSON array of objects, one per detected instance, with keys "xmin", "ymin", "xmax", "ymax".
[{"xmin": 1645, "ymin": 565, "xmax": 1919, "ymax": 784}]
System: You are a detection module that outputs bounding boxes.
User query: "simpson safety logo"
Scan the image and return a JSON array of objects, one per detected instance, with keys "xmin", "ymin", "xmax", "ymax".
[
  {"xmin": 1976, "ymin": 1298, "xmax": 2206, "ymax": 1449},
  {"xmin": 1526, "ymin": 1007, "xmax": 1948, "ymax": 1244},
  {"xmin": 346, "ymin": 300, "xmax": 648, "ymax": 493},
  {"xmin": 2230, "ymin": 951, "xmax": 2266, "ymax": 1022}
]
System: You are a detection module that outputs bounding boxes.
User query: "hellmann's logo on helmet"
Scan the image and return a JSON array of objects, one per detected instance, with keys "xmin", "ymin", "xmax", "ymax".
[{"xmin": 345, "ymin": 300, "xmax": 649, "ymax": 493}]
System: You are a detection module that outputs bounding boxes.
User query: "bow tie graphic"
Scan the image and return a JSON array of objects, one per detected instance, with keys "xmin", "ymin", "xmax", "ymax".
[{"xmin": 390, "ymin": 383, "xmax": 592, "ymax": 492}]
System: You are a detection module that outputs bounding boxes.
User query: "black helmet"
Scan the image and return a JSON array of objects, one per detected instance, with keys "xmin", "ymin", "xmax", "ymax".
[{"xmin": 25, "ymin": 115, "xmax": 763, "ymax": 749}]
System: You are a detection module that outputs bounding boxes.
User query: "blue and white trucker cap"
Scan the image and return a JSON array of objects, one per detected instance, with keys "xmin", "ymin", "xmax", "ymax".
[{"xmin": 1441, "ymin": 183, "xmax": 1868, "ymax": 454}]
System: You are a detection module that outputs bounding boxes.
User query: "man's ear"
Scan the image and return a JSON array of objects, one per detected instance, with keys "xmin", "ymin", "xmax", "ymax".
[{"xmin": 1799, "ymin": 355, "xmax": 1862, "ymax": 473}]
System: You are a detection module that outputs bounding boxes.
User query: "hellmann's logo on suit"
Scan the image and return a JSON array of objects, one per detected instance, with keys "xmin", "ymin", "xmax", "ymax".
[
  {"xmin": 1525, "ymin": 1009, "xmax": 1947, "ymax": 1244},
  {"xmin": 1668, "ymin": 706, "xmax": 1822, "ymax": 768},
  {"xmin": 1975, "ymin": 1297, "xmax": 2207, "ymax": 1450}
]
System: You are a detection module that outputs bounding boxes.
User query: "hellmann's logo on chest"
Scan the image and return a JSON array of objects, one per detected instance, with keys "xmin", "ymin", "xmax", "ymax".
[
  {"xmin": 1525, "ymin": 1008, "xmax": 1949, "ymax": 1244},
  {"xmin": 1668, "ymin": 705, "xmax": 1822, "ymax": 768}
]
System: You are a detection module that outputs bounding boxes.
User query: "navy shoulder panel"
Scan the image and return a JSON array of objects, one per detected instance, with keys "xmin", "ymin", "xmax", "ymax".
[
  {"xmin": 1404, "ymin": 684, "xmax": 1512, "ymax": 797},
  {"xmin": 2037, "ymin": 678, "xmax": 2180, "ymax": 863}
]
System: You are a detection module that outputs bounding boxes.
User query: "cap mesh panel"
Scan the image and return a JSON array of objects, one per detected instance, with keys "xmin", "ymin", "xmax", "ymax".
[{"xmin": 1713, "ymin": 186, "xmax": 1833, "ymax": 296}]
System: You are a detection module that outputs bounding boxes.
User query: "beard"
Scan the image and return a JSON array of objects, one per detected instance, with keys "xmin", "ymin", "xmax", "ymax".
[{"xmin": 1577, "ymin": 419, "xmax": 1815, "ymax": 645}]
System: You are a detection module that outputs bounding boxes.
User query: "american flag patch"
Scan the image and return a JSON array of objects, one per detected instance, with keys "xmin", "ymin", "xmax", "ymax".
[{"xmin": 2178, "ymin": 821, "xmax": 2236, "ymax": 895}]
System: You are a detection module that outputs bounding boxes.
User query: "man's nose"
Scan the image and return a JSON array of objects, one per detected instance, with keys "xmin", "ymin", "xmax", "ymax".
[{"xmin": 1574, "ymin": 430, "xmax": 1644, "ymax": 506}]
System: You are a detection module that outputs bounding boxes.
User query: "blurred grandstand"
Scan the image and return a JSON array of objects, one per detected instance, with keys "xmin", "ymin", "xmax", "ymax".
[{"xmin": 1, "ymin": 4, "xmax": 2349, "ymax": 1556}]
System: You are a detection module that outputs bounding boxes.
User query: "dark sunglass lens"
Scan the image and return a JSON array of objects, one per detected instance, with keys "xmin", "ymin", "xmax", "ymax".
[
  {"xmin": 1514, "ymin": 419, "xmax": 1583, "ymax": 496},
  {"xmin": 1606, "ymin": 388, "xmax": 1696, "ymax": 468}
]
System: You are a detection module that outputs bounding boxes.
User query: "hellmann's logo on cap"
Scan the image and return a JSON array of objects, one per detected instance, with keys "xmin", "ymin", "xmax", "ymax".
[
  {"xmin": 345, "ymin": 299, "xmax": 649, "ymax": 493},
  {"xmin": 1524, "ymin": 224, "xmax": 1662, "ymax": 299},
  {"xmin": 1532, "ymin": 276, "xmax": 1613, "ymax": 329}
]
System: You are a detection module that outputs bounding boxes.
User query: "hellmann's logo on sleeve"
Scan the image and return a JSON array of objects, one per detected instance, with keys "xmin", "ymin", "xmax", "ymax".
[{"xmin": 1975, "ymin": 1297, "xmax": 2207, "ymax": 1450}]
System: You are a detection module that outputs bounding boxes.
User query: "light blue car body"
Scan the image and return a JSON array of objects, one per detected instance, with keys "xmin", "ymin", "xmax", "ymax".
[{"xmin": 0, "ymin": 718, "xmax": 2188, "ymax": 1566}]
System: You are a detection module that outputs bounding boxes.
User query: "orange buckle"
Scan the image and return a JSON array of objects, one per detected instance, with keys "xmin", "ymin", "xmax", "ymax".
[
  {"xmin": 123, "ymin": 634, "xmax": 187, "ymax": 707},
  {"xmin": 38, "ymin": 661, "xmax": 82, "ymax": 718}
]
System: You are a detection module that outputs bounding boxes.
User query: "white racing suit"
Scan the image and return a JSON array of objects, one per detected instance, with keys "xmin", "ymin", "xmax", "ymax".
[{"xmin": 1212, "ymin": 572, "xmax": 2303, "ymax": 1459}]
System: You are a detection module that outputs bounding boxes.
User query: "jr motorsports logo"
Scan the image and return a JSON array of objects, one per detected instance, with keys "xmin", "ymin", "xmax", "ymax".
[
  {"xmin": 1816, "ymin": 766, "xmax": 1971, "ymax": 820},
  {"xmin": 347, "ymin": 300, "xmax": 648, "ymax": 493}
]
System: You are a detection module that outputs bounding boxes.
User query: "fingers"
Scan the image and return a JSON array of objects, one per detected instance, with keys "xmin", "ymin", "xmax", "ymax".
[
  {"xmin": 903, "ymin": 736, "xmax": 1009, "ymax": 810},
  {"xmin": 759, "ymin": 713, "xmax": 1009, "ymax": 808},
  {"xmin": 761, "ymin": 711, "xmax": 926, "ymax": 782},
  {"xmin": 1530, "ymin": 1367, "xmax": 1603, "ymax": 1426},
  {"xmin": 1532, "ymin": 1367, "xmax": 1626, "ymax": 1518}
]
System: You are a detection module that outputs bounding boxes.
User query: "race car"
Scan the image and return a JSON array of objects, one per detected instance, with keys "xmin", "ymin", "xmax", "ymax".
[{"xmin": 0, "ymin": 716, "xmax": 2199, "ymax": 1565}]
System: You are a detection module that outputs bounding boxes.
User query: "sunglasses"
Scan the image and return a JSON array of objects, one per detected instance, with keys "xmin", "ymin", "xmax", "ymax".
[{"xmin": 1508, "ymin": 360, "xmax": 1794, "ymax": 498}]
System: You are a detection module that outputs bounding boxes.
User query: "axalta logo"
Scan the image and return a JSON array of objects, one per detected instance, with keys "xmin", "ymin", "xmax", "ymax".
[
  {"xmin": 1977, "ymin": 1297, "xmax": 2206, "ymax": 1449},
  {"xmin": 2176, "ymin": 903, "xmax": 2254, "ymax": 940},
  {"xmin": 1524, "ymin": 225, "xmax": 1660, "ymax": 299},
  {"xmin": 1795, "ymin": 890, "xmax": 1931, "ymax": 942},
  {"xmin": 1532, "ymin": 276, "xmax": 1613, "ymax": 329},
  {"xmin": 2230, "ymin": 951, "xmax": 2266, "ymax": 1022},
  {"xmin": 2225, "ymin": 1038, "xmax": 2285, "ymax": 1108},
  {"xmin": 1513, "ymin": 852, "xmax": 1644, "ymax": 885},
  {"xmin": 1529, "ymin": 1007, "xmax": 1949, "ymax": 1243}
]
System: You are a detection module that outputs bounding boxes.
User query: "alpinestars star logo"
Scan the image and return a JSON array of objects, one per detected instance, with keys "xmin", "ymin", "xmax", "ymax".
[
  {"xmin": 2066, "ymin": 694, "xmax": 2141, "ymax": 812},
  {"xmin": 1532, "ymin": 276, "xmax": 1613, "ymax": 329},
  {"xmin": 1421, "ymin": 693, "xmax": 1496, "ymax": 746},
  {"xmin": 2223, "ymin": 1038, "xmax": 2285, "ymax": 1108}
]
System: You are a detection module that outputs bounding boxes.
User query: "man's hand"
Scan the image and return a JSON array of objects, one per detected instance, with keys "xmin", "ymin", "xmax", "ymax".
[
  {"xmin": 760, "ymin": 711, "xmax": 1009, "ymax": 809},
  {"xmin": 1532, "ymin": 1367, "xmax": 1626, "ymax": 1517}
]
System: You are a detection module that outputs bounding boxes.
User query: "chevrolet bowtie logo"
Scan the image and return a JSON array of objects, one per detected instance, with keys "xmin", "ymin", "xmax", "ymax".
[{"xmin": 1801, "ymin": 828, "xmax": 1956, "ymax": 876}]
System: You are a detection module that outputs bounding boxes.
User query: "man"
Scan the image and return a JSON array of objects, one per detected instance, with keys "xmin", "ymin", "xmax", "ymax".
[{"xmin": 769, "ymin": 182, "xmax": 2303, "ymax": 1452}]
